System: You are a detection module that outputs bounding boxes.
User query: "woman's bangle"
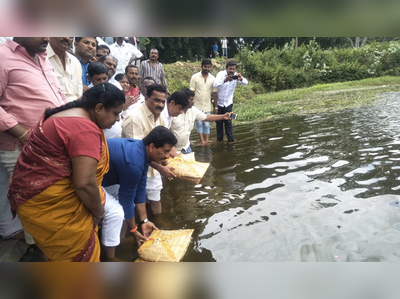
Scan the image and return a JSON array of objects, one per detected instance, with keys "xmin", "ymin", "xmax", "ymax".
[
  {"xmin": 18, "ymin": 130, "xmax": 29, "ymax": 140},
  {"xmin": 129, "ymin": 224, "xmax": 138, "ymax": 233},
  {"xmin": 93, "ymin": 210, "xmax": 105, "ymax": 219},
  {"xmin": 214, "ymin": 107, "xmax": 218, "ymax": 110}
]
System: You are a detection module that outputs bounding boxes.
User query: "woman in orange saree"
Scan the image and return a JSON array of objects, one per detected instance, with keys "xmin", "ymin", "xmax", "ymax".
[{"xmin": 8, "ymin": 83, "xmax": 125, "ymax": 262}]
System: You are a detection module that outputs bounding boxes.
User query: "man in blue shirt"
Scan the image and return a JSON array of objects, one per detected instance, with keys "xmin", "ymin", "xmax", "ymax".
[
  {"xmin": 102, "ymin": 126, "xmax": 177, "ymax": 261},
  {"xmin": 74, "ymin": 37, "xmax": 97, "ymax": 91},
  {"xmin": 213, "ymin": 42, "xmax": 219, "ymax": 58}
]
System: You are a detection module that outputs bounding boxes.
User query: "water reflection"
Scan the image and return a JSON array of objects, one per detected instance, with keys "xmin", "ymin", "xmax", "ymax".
[{"xmin": 119, "ymin": 92, "xmax": 400, "ymax": 261}]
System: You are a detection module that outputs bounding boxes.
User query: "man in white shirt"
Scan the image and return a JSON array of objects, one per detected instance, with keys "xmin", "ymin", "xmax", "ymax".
[
  {"xmin": 171, "ymin": 88, "xmax": 231, "ymax": 154},
  {"xmin": 47, "ymin": 37, "xmax": 83, "ymax": 101},
  {"xmin": 139, "ymin": 76, "xmax": 156, "ymax": 102},
  {"xmin": 213, "ymin": 60, "xmax": 248, "ymax": 142},
  {"xmin": 98, "ymin": 55, "xmax": 121, "ymax": 89},
  {"xmin": 221, "ymin": 37, "xmax": 228, "ymax": 58},
  {"xmin": 160, "ymin": 90, "xmax": 189, "ymax": 129},
  {"xmin": 190, "ymin": 59, "xmax": 218, "ymax": 146},
  {"xmin": 110, "ymin": 37, "xmax": 143, "ymax": 75}
]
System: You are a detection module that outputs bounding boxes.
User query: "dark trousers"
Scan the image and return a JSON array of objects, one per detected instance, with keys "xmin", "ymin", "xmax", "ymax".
[{"xmin": 216, "ymin": 104, "xmax": 234, "ymax": 142}]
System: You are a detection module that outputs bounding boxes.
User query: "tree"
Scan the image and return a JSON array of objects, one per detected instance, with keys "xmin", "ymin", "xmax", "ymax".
[{"xmin": 346, "ymin": 37, "xmax": 369, "ymax": 48}]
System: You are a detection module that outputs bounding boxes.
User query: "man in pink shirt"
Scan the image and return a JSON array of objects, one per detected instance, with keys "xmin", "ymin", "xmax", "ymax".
[{"xmin": 0, "ymin": 37, "xmax": 66, "ymax": 241}]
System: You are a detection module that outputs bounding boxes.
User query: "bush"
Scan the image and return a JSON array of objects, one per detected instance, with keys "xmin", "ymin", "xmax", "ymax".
[
  {"xmin": 163, "ymin": 40, "xmax": 400, "ymax": 107},
  {"xmin": 237, "ymin": 40, "xmax": 400, "ymax": 93}
]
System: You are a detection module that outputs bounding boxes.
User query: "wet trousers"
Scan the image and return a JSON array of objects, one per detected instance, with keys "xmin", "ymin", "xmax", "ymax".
[{"xmin": 216, "ymin": 104, "xmax": 234, "ymax": 142}]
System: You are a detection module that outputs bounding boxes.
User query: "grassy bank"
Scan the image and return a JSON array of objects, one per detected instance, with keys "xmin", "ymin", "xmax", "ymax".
[
  {"xmin": 233, "ymin": 76, "xmax": 400, "ymax": 122},
  {"xmin": 164, "ymin": 61, "xmax": 400, "ymax": 123}
]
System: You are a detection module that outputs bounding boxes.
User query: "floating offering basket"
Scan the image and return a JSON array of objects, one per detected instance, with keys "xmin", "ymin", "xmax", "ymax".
[
  {"xmin": 166, "ymin": 152, "xmax": 209, "ymax": 184},
  {"xmin": 136, "ymin": 229, "xmax": 194, "ymax": 262}
]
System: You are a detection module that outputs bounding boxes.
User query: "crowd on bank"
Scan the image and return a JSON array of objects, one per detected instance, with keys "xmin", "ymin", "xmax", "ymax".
[{"xmin": 0, "ymin": 37, "xmax": 248, "ymax": 261}]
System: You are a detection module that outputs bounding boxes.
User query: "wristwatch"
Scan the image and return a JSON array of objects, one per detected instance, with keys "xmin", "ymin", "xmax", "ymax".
[{"xmin": 139, "ymin": 218, "xmax": 148, "ymax": 225}]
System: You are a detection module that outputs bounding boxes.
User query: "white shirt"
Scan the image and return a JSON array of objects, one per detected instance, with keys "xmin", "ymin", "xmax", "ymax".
[
  {"xmin": 161, "ymin": 105, "xmax": 173, "ymax": 129},
  {"xmin": 104, "ymin": 122, "xmax": 122, "ymax": 139},
  {"xmin": 47, "ymin": 44, "xmax": 83, "ymax": 102},
  {"xmin": 108, "ymin": 76, "xmax": 122, "ymax": 90},
  {"xmin": 109, "ymin": 41, "xmax": 143, "ymax": 75},
  {"xmin": 213, "ymin": 70, "xmax": 248, "ymax": 107},
  {"xmin": 170, "ymin": 106, "xmax": 207, "ymax": 150},
  {"xmin": 221, "ymin": 39, "xmax": 228, "ymax": 48},
  {"xmin": 190, "ymin": 71, "xmax": 216, "ymax": 113}
]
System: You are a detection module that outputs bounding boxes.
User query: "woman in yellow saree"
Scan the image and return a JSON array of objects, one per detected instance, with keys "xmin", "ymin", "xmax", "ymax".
[{"xmin": 8, "ymin": 83, "xmax": 125, "ymax": 262}]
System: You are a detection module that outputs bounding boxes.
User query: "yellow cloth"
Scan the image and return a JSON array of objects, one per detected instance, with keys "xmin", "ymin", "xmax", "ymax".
[{"xmin": 16, "ymin": 132, "xmax": 109, "ymax": 262}]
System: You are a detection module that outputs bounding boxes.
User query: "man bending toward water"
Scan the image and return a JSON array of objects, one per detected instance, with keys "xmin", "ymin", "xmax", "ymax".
[{"xmin": 101, "ymin": 126, "xmax": 177, "ymax": 261}]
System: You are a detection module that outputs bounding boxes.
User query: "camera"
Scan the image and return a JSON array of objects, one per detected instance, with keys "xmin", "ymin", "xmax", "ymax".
[
  {"xmin": 230, "ymin": 113, "xmax": 237, "ymax": 120},
  {"xmin": 231, "ymin": 75, "xmax": 239, "ymax": 80}
]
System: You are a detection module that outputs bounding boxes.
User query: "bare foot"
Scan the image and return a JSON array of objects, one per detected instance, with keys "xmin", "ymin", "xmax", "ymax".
[{"xmin": 201, "ymin": 142, "xmax": 206, "ymax": 146}]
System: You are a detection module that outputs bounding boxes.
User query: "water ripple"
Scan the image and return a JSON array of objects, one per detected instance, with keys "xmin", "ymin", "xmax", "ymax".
[{"xmin": 156, "ymin": 92, "xmax": 400, "ymax": 262}]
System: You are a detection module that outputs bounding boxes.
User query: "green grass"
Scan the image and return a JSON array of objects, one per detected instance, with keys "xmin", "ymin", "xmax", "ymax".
[
  {"xmin": 233, "ymin": 76, "xmax": 400, "ymax": 122},
  {"xmin": 164, "ymin": 60, "xmax": 400, "ymax": 123}
]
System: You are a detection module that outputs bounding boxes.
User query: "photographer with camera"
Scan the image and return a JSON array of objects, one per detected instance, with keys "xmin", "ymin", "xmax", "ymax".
[{"xmin": 213, "ymin": 60, "xmax": 248, "ymax": 143}]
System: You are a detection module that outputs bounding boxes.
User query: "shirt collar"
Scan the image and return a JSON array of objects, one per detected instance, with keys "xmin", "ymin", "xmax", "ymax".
[
  {"xmin": 6, "ymin": 39, "xmax": 19, "ymax": 51},
  {"xmin": 114, "ymin": 41, "xmax": 126, "ymax": 47},
  {"xmin": 46, "ymin": 44, "xmax": 57, "ymax": 58},
  {"xmin": 77, "ymin": 57, "xmax": 90, "ymax": 66},
  {"xmin": 147, "ymin": 59, "xmax": 159, "ymax": 65},
  {"xmin": 140, "ymin": 140, "xmax": 151, "ymax": 165},
  {"xmin": 46, "ymin": 44, "xmax": 72, "ymax": 63},
  {"xmin": 7, "ymin": 39, "xmax": 48, "ymax": 60},
  {"xmin": 142, "ymin": 101, "xmax": 159, "ymax": 120}
]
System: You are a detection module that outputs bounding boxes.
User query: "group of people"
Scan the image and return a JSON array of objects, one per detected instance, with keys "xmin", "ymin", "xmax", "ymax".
[
  {"xmin": 0, "ymin": 37, "xmax": 247, "ymax": 262},
  {"xmin": 213, "ymin": 37, "xmax": 228, "ymax": 58}
]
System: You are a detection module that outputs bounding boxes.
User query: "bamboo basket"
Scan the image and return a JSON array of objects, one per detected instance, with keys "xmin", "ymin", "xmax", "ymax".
[
  {"xmin": 137, "ymin": 229, "xmax": 194, "ymax": 262},
  {"xmin": 166, "ymin": 152, "xmax": 209, "ymax": 184}
]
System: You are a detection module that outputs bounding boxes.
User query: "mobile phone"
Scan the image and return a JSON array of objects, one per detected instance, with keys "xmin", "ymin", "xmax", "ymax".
[
  {"xmin": 231, "ymin": 75, "xmax": 239, "ymax": 80},
  {"xmin": 230, "ymin": 113, "xmax": 237, "ymax": 120}
]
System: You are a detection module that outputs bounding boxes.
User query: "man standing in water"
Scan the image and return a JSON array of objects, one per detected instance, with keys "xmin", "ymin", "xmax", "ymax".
[
  {"xmin": 122, "ymin": 84, "xmax": 176, "ymax": 215},
  {"xmin": 213, "ymin": 60, "xmax": 248, "ymax": 143},
  {"xmin": 190, "ymin": 59, "xmax": 218, "ymax": 146}
]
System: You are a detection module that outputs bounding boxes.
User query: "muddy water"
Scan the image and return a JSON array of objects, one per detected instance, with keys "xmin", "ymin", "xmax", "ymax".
[{"xmin": 118, "ymin": 92, "xmax": 400, "ymax": 262}]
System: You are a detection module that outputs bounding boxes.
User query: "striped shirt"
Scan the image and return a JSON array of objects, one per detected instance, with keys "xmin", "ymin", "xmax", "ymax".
[{"xmin": 139, "ymin": 60, "xmax": 167, "ymax": 87}]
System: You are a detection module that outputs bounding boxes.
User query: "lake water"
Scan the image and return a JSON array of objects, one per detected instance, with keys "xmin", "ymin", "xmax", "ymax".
[{"xmin": 119, "ymin": 92, "xmax": 400, "ymax": 262}]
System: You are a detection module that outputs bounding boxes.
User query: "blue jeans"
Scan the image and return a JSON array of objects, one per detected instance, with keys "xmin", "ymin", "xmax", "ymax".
[
  {"xmin": 181, "ymin": 145, "xmax": 192, "ymax": 154},
  {"xmin": 195, "ymin": 112, "xmax": 211, "ymax": 135},
  {"xmin": 222, "ymin": 48, "xmax": 227, "ymax": 58}
]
